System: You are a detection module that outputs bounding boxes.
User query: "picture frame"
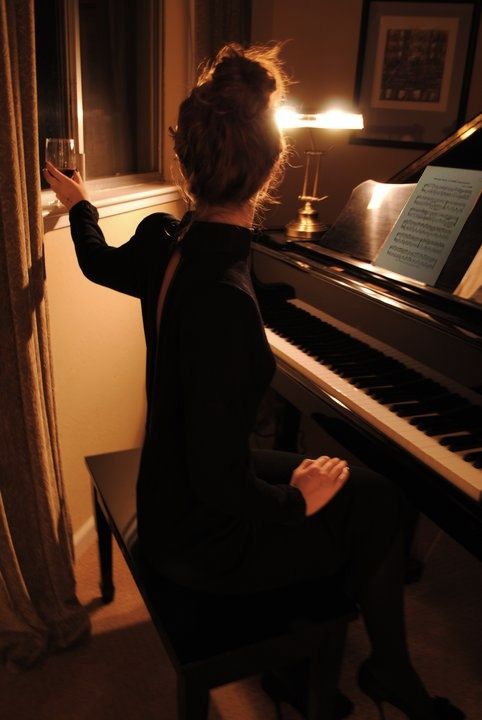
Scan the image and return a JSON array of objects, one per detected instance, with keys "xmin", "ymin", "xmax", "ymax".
[{"xmin": 351, "ymin": 0, "xmax": 481, "ymax": 149}]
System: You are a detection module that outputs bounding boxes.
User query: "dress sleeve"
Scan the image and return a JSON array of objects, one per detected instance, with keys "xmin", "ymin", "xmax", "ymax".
[
  {"xmin": 181, "ymin": 284, "xmax": 306, "ymax": 526},
  {"xmin": 69, "ymin": 200, "xmax": 177, "ymax": 297}
]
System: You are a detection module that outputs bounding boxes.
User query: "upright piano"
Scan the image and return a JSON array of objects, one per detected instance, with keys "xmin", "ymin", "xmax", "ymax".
[{"xmin": 252, "ymin": 114, "xmax": 482, "ymax": 561}]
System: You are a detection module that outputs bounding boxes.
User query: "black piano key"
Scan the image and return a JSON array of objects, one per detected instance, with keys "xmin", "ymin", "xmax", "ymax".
[
  {"xmin": 305, "ymin": 340, "xmax": 365, "ymax": 355},
  {"xmin": 330, "ymin": 352, "xmax": 393, "ymax": 366},
  {"xmin": 347, "ymin": 360, "xmax": 400, "ymax": 371},
  {"xmin": 464, "ymin": 451, "xmax": 482, "ymax": 468},
  {"xmin": 335, "ymin": 353, "xmax": 392, "ymax": 365},
  {"xmin": 440, "ymin": 433, "xmax": 482, "ymax": 451},
  {"xmin": 309, "ymin": 347, "xmax": 378, "ymax": 362},
  {"xmin": 335, "ymin": 365, "xmax": 395, "ymax": 380},
  {"xmin": 424, "ymin": 406, "xmax": 482, "ymax": 423},
  {"xmin": 424, "ymin": 421, "xmax": 482, "ymax": 436},
  {"xmin": 391, "ymin": 395, "xmax": 469, "ymax": 417},
  {"xmin": 392, "ymin": 403, "xmax": 423, "ymax": 418},
  {"xmin": 354, "ymin": 369, "xmax": 420, "ymax": 389},
  {"xmin": 411, "ymin": 407, "xmax": 482, "ymax": 435},
  {"xmin": 287, "ymin": 331, "xmax": 350, "ymax": 346},
  {"xmin": 370, "ymin": 380, "xmax": 444, "ymax": 403},
  {"xmin": 327, "ymin": 355, "xmax": 389, "ymax": 369}
]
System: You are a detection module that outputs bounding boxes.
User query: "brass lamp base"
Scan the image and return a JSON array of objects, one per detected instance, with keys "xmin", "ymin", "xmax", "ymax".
[{"xmin": 285, "ymin": 200, "xmax": 328, "ymax": 240}]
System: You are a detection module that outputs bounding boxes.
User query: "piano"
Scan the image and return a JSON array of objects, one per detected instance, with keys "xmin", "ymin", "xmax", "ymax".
[{"xmin": 252, "ymin": 113, "xmax": 482, "ymax": 561}]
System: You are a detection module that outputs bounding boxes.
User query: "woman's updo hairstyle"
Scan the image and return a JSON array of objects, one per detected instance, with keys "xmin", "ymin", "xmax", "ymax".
[{"xmin": 172, "ymin": 43, "xmax": 288, "ymax": 211}]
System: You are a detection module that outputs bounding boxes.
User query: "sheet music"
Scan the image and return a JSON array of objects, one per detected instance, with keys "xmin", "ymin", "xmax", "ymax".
[{"xmin": 374, "ymin": 166, "xmax": 482, "ymax": 285}]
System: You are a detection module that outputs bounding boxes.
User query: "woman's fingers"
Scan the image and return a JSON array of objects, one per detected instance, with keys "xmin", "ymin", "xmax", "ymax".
[
  {"xmin": 317, "ymin": 456, "xmax": 341, "ymax": 470},
  {"xmin": 292, "ymin": 455, "xmax": 350, "ymax": 492},
  {"xmin": 315, "ymin": 456, "xmax": 349, "ymax": 480},
  {"xmin": 44, "ymin": 160, "xmax": 79, "ymax": 187},
  {"xmin": 44, "ymin": 160, "xmax": 65, "ymax": 181},
  {"xmin": 43, "ymin": 161, "xmax": 88, "ymax": 210},
  {"xmin": 313, "ymin": 455, "xmax": 330, "ymax": 467}
]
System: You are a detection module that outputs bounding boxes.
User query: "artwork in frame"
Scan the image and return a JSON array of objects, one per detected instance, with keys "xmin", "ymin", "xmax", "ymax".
[{"xmin": 351, "ymin": 0, "xmax": 481, "ymax": 149}]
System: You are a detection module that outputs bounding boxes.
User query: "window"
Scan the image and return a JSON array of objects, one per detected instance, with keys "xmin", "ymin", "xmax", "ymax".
[{"xmin": 36, "ymin": 0, "xmax": 162, "ymax": 186}]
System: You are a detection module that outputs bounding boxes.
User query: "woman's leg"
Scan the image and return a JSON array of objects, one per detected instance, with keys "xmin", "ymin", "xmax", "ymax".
[{"xmin": 252, "ymin": 449, "xmax": 432, "ymax": 713}]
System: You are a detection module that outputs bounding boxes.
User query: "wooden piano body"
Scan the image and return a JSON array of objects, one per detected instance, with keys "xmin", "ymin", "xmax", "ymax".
[{"xmin": 252, "ymin": 114, "xmax": 482, "ymax": 561}]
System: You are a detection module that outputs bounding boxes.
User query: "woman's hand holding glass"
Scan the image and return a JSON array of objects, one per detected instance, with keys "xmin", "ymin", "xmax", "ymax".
[
  {"xmin": 43, "ymin": 161, "xmax": 90, "ymax": 211},
  {"xmin": 290, "ymin": 455, "xmax": 350, "ymax": 516}
]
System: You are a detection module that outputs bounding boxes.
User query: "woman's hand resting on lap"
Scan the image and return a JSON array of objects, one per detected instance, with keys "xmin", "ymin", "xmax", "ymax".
[
  {"xmin": 290, "ymin": 456, "xmax": 350, "ymax": 516},
  {"xmin": 43, "ymin": 161, "xmax": 89, "ymax": 210}
]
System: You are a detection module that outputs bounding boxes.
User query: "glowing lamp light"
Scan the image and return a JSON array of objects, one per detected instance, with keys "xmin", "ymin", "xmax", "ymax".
[{"xmin": 276, "ymin": 107, "xmax": 364, "ymax": 130}]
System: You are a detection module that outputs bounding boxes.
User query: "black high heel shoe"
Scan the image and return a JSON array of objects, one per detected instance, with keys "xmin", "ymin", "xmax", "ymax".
[
  {"xmin": 357, "ymin": 660, "xmax": 465, "ymax": 720},
  {"xmin": 260, "ymin": 670, "xmax": 354, "ymax": 720}
]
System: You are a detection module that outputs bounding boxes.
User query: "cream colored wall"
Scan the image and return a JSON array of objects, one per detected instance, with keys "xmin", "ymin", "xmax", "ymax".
[
  {"xmin": 42, "ymin": 0, "xmax": 190, "ymax": 543},
  {"xmin": 252, "ymin": 0, "xmax": 482, "ymax": 228},
  {"xmin": 44, "ymin": 200, "xmax": 184, "ymax": 539}
]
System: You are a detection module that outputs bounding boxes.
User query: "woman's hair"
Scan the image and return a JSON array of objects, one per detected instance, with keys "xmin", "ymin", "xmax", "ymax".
[{"xmin": 171, "ymin": 43, "xmax": 289, "ymax": 212}]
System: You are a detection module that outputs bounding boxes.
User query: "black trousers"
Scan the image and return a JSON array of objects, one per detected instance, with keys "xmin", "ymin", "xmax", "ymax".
[{"xmin": 190, "ymin": 449, "xmax": 406, "ymax": 597}]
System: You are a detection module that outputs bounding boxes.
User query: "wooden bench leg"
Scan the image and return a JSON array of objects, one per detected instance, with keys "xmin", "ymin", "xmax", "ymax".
[
  {"xmin": 177, "ymin": 675, "xmax": 210, "ymax": 720},
  {"xmin": 308, "ymin": 619, "xmax": 349, "ymax": 720},
  {"xmin": 92, "ymin": 485, "xmax": 115, "ymax": 603}
]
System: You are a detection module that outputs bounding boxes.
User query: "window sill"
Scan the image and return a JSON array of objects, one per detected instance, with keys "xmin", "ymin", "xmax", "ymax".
[{"xmin": 42, "ymin": 176, "xmax": 182, "ymax": 233}]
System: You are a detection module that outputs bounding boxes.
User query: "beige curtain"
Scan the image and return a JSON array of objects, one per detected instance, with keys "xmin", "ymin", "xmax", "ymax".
[
  {"xmin": 194, "ymin": 0, "xmax": 251, "ymax": 69},
  {"xmin": 0, "ymin": 0, "xmax": 90, "ymax": 669}
]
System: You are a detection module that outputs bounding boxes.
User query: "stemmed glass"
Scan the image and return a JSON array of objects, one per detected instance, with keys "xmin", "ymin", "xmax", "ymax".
[{"xmin": 45, "ymin": 138, "xmax": 77, "ymax": 207}]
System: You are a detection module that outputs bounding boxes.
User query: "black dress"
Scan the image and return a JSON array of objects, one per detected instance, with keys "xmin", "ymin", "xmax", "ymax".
[{"xmin": 69, "ymin": 201, "xmax": 402, "ymax": 595}]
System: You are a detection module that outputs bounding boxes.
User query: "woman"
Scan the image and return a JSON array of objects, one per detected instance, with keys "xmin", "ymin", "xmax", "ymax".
[{"xmin": 44, "ymin": 43, "xmax": 463, "ymax": 720}]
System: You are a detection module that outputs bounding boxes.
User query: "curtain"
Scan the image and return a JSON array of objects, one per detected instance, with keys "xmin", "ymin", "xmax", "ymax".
[
  {"xmin": 194, "ymin": 0, "xmax": 252, "ymax": 70},
  {"xmin": 0, "ymin": 0, "xmax": 90, "ymax": 669}
]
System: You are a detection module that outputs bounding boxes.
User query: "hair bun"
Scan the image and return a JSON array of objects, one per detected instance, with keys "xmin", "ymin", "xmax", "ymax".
[
  {"xmin": 203, "ymin": 46, "xmax": 276, "ymax": 120},
  {"xmin": 173, "ymin": 42, "xmax": 288, "ymax": 210}
]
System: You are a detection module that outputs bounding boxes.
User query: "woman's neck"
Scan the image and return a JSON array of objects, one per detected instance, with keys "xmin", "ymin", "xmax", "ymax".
[{"xmin": 194, "ymin": 202, "xmax": 254, "ymax": 229}]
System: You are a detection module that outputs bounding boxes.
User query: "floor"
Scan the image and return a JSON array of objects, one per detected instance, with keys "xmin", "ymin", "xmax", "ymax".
[{"xmin": 1, "ymin": 515, "xmax": 481, "ymax": 720}]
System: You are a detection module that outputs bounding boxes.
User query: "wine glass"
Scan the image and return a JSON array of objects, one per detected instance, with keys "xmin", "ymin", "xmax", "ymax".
[{"xmin": 45, "ymin": 138, "xmax": 77, "ymax": 207}]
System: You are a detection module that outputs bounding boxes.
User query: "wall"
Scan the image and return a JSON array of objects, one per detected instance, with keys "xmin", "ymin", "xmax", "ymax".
[
  {"xmin": 252, "ymin": 0, "xmax": 482, "ymax": 228},
  {"xmin": 43, "ymin": 0, "xmax": 191, "ymax": 548},
  {"xmin": 45, "ymin": 211, "xmax": 145, "ymax": 542},
  {"xmin": 44, "ymin": 199, "xmax": 184, "ymax": 550}
]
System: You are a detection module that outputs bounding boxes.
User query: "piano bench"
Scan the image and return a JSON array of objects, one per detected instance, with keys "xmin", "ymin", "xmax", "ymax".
[{"xmin": 86, "ymin": 448, "xmax": 358, "ymax": 720}]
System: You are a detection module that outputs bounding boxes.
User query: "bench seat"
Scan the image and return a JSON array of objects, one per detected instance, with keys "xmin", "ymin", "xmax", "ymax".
[{"xmin": 86, "ymin": 448, "xmax": 357, "ymax": 719}]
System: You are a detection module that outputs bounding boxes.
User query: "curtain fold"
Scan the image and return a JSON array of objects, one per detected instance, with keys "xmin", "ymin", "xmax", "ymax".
[
  {"xmin": 194, "ymin": 0, "xmax": 252, "ymax": 69},
  {"xmin": 0, "ymin": 0, "xmax": 90, "ymax": 669}
]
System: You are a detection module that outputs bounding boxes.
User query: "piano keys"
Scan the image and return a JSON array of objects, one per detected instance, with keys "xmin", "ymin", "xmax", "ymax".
[
  {"xmin": 263, "ymin": 298, "xmax": 482, "ymax": 500},
  {"xmin": 252, "ymin": 113, "xmax": 482, "ymax": 560}
]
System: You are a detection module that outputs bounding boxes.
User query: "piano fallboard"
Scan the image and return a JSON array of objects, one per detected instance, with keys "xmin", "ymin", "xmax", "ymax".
[{"xmin": 252, "ymin": 239, "xmax": 482, "ymax": 561}]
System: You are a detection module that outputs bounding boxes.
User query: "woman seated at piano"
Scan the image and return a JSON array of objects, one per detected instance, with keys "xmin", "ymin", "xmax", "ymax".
[{"xmin": 44, "ymin": 43, "xmax": 463, "ymax": 720}]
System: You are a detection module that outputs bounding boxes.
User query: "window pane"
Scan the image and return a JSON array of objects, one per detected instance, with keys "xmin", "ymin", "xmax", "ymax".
[
  {"xmin": 35, "ymin": 0, "xmax": 69, "ymax": 188},
  {"xmin": 79, "ymin": 0, "xmax": 158, "ymax": 179}
]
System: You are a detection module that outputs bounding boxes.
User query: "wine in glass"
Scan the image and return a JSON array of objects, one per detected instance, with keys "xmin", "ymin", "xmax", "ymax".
[{"xmin": 45, "ymin": 138, "xmax": 77, "ymax": 206}]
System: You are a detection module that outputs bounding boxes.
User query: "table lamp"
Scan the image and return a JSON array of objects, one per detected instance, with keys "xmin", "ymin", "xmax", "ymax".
[{"xmin": 276, "ymin": 108, "xmax": 364, "ymax": 240}]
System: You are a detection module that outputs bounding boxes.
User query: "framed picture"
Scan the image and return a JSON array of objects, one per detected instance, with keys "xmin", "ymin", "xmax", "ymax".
[{"xmin": 351, "ymin": 0, "xmax": 481, "ymax": 149}]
